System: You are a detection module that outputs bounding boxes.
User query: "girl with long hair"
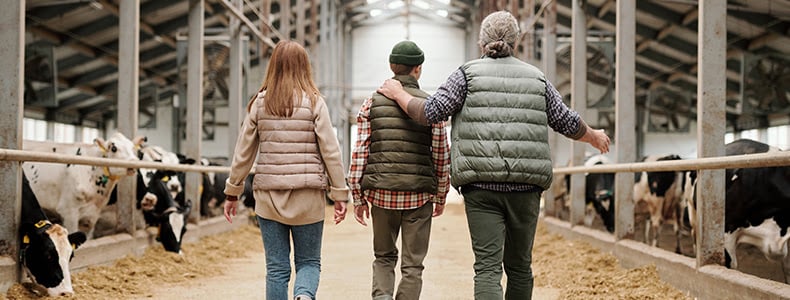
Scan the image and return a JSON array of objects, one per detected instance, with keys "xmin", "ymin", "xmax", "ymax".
[{"xmin": 223, "ymin": 41, "xmax": 349, "ymax": 300}]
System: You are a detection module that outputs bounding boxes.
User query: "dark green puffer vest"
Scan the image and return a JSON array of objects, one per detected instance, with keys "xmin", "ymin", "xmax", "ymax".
[
  {"xmin": 451, "ymin": 56, "xmax": 553, "ymax": 190},
  {"xmin": 361, "ymin": 75, "xmax": 437, "ymax": 193}
]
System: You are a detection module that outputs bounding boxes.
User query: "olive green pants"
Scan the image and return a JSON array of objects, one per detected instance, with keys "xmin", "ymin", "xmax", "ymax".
[
  {"xmin": 463, "ymin": 188, "xmax": 541, "ymax": 300},
  {"xmin": 370, "ymin": 203, "xmax": 433, "ymax": 300}
]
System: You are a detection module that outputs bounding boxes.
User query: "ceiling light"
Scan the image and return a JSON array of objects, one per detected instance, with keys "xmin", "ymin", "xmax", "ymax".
[
  {"xmin": 370, "ymin": 9, "xmax": 383, "ymax": 17},
  {"xmin": 413, "ymin": 0, "xmax": 430, "ymax": 10},
  {"xmin": 387, "ymin": 0, "xmax": 404, "ymax": 9},
  {"xmin": 436, "ymin": 9, "xmax": 448, "ymax": 17}
]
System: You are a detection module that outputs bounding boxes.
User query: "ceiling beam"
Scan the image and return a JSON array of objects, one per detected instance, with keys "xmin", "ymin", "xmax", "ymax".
[{"xmin": 95, "ymin": 0, "xmax": 177, "ymax": 48}]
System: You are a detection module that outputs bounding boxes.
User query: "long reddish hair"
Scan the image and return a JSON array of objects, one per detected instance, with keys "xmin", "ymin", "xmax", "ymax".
[{"xmin": 247, "ymin": 41, "xmax": 320, "ymax": 116}]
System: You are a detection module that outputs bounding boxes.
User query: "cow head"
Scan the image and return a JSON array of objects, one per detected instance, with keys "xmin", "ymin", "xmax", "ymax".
[
  {"xmin": 20, "ymin": 221, "xmax": 87, "ymax": 297},
  {"xmin": 143, "ymin": 170, "xmax": 192, "ymax": 254},
  {"xmin": 154, "ymin": 199, "xmax": 192, "ymax": 254},
  {"xmin": 94, "ymin": 132, "xmax": 146, "ymax": 177}
]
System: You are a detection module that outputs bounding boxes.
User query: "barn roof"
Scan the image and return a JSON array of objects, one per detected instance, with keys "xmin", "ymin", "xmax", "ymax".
[{"xmin": 23, "ymin": 0, "xmax": 790, "ymax": 131}]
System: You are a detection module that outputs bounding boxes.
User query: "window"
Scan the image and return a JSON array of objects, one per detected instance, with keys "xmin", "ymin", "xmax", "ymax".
[
  {"xmin": 23, "ymin": 118, "xmax": 47, "ymax": 141},
  {"xmin": 767, "ymin": 125, "xmax": 789, "ymax": 149}
]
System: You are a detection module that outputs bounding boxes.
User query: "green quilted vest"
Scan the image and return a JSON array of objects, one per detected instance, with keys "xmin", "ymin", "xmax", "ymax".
[
  {"xmin": 451, "ymin": 56, "xmax": 553, "ymax": 189},
  {"xmin": 361, "ymin": 75, "xmax": 438, "ymax": 193}
]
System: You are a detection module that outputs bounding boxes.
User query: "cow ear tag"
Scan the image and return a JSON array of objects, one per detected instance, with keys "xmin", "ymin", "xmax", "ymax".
[
  {"xmin": 162, "ymin": 176, "xmax": 170, "ymax": 182},
  {"xmin": 22, "ymin": 235, "xmax": 30, "ymax": 244},
  {"xmin": 34, "ymin": 220, "xmax": 48, "ymax": 229}
]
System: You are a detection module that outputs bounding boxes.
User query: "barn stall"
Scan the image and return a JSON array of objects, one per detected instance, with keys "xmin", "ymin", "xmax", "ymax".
[{"xmin": 2, "ymin": 0, "xmax": 790, "ymax": 299}]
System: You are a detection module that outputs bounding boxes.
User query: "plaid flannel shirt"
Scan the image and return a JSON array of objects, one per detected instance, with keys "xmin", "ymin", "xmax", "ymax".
[{"xmin": 348, "ymin": 97, "xmax": 451, "ymax": 209}]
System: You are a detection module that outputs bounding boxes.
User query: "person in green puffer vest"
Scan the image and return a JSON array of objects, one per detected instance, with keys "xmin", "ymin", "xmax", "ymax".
[
  {"xmin": 348, "ymin": 40, "xmax": 451, "ymax": 300},
  {"xmin": 376, "ymin": 12, "xmax": 611, "ymax": 300}
]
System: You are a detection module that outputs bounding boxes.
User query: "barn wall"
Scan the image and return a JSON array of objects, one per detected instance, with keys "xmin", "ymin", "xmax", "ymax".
[{"xmin": 350, "ymin": 17, "xmax": 467, "ymax": 103}]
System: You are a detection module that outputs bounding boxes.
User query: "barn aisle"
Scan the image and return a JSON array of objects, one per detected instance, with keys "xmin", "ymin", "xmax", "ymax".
[
  {"xmin": 129, "ymin": 200, "xmax": 564, "ymax": 300},
  {"xmin": 3, "ymin": 196, "xmax": 689, "ymax": 300}
]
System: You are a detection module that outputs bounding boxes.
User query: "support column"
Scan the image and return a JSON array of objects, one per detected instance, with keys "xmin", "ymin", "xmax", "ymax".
[
  {"xmin": 296, "ymin": 0, "xmax": 305, "ymax": 45},
  {"xmin": 696, "ymin": 0, "xmax": 726, "ymax": 267},
  {"xmin": 279, "ymin": 0, "xmax": 291, "ymax": 40},
  {"xmin": 542, "ymin": 0, "xmax": 558, "ymax": 217},
  {"xmin": 0, "ymin": 0, "xmax": 24, "ymax": 292},
  {"xmin": 116, "ymin": 0, "xmax": 141, "ymax": 235},
  {"xmin": 186, "ymin": 0, "xmax": 205, "ymax": 221},
  {"xmin": 228, "ymin": 0, "xmax": 244, "ymax": 160},
  {"xmin": 614, "ymin": 0, "xmax": 636, "ymax": 240},
  {"xmin": 569, "ymin": 0, "xmax": 587, "ymax": 227}
]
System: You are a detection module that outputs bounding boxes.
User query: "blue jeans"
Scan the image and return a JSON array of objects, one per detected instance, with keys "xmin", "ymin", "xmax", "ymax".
[{"xmin": 258, "ymin": 216, "xmax": 324, "ymax": 300}]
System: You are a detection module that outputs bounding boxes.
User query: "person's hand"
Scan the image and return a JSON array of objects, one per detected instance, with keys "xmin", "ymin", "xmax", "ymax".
[
  {"xmin": 377, "ymin": 79, "xmax": 404, "ymax": 99},
  {"xmin": 432, "ymin": 203, "xmax": 445, "ymax": 217},
  {"xmin": 334, "ymin": 201, "xmax": 347, "ymax": 224},
  {"xmin": 580, "ymin": 127, "xmax": 610, "ymax": 154},
  {"xmin": 354, "ymin": 204, "xmax": 370, "ymax": 226},
  {"xmin": 223, "ymin": 196, "xmax": 239, "ymax": 223},
  {"xmin": 589, "ymin": 129, "xmax": 611, "ymax": 153}
]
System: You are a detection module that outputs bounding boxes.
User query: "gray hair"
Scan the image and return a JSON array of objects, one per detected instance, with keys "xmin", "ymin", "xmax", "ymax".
[{"xmin": 478, "ymin": 11, "xmax": 520, "ymax": 58}]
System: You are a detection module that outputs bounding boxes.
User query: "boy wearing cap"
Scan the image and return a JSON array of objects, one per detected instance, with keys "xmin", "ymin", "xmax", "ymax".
[{"xmin": 348, "ymin": 40, "xmax": 450, "ymax": 300}]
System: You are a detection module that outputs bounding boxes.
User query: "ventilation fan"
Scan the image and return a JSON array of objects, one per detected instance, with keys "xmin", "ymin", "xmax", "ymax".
[
  {"xmin": 175, "ymin": 41, "xmax": 230, "ymax": 142},
  {"xmin": 24, "ymin": 43, "xmax": 57, "ymax": 107},
  {"xmin": 645, "ymin": 88, "xmax": 692, "ymax": 133},
  {"xmin": 203, "ymin": 43, "xmax": 230, "ymax": 101},
  {"xmin": 741, "ymin": 53, "xmax": 790, "ymax": 114},
  {"xmin": 555, "ymin": 41, "xmax": 615, "ymax": 108}
]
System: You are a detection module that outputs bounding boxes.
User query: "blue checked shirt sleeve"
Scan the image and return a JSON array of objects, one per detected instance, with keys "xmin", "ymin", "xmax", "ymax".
[
  {"xmin": 348, "ymin": 97, "xmax": 373, "ymax": 206},
  {"xmin": 431, "ymin": 121, "xmax": 451, "ymax": 204},
  {"xmin": 545, "ymin": 80, "xmax": 583, "ymax": 138},
  {"xmin": 424, "ymin": 68, "xmax": 468, "ymax": 124}
]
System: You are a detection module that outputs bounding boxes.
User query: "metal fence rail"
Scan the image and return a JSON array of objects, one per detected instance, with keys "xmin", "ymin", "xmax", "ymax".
[
  {"xmin": 0, "ymin": 148, "xmax": 231, "ymax": 174},
  {"xmin": 553, "ymin": 151, "xmax": 790, "ymax": 175}
]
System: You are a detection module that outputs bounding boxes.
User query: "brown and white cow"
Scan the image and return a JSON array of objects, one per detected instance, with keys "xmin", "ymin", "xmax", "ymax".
[
  {"xmin": 20, "ymin": 174, "xmax": 86, "ymax": 297},
  {"xmin": 684, "ymin": 139, "xmax": 790, "ymax": 283},
  {"xmin": 22, "ymin": 132, "xmax": 145, "ymax": 238},
  {"xmin": 633, "ymin": 154, "xmax": 685, "ymax": 253}
]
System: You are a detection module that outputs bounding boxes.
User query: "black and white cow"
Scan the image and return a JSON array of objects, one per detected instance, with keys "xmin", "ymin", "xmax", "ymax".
[
  {"xmin": 633, "ymin": 154, "xmax": 685, "ymax": 253},
  {"xmin": 22, "ymin": 133, "xmax": 145, "ymax": 238},
  {"xmin": 20, "ymin": 174, "xmax": 87, "ymax": 297},
  {"xmin": 140, "ymin": 170, "xmax": 192, "ymax": 254},
  {"xmin": 550, "ymin": 155, "xmax": 616, "ymax": 232},
  {"xmin": 99, "ymin": 169, "xmax": 192, "ymax": 253},
  {"xmin": 685, "ymin": 139, "xmax": 790, "ymax": 283},
  {"xmin": 584, "ymin": 155, "xmax": 616, "ymax": 233}
]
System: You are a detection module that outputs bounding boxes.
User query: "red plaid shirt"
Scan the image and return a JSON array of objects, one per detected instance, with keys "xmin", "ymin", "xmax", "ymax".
[{"xmin": 348, "ymin": 97, "xmax": 451, "ymax": 210}]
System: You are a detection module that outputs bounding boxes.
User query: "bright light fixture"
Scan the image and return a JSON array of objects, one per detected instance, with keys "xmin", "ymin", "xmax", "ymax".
[
  {"xmin": 413, "ymin": 0, "xmax": 430, "ymax": 9},
  {"xmin": 387, "ymin": 0, "xmax": 404, "ymax": 9},
  {"xmin": 436, "ymin": 9, "xmax": 448, "ymax": 17},
  {"xmin": 370, "ymin": 9, "xmax": 383, "ymax": 17}
]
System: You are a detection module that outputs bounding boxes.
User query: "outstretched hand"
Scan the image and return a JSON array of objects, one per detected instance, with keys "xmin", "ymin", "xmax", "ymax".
[{"xmin": 584, "ymin": 128, "xmax": 611, "ymax": 154}]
